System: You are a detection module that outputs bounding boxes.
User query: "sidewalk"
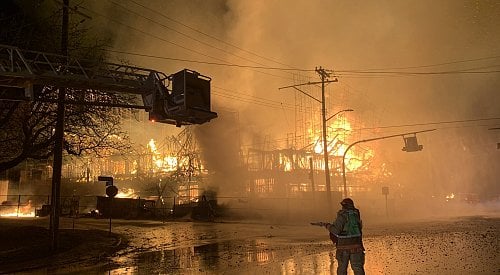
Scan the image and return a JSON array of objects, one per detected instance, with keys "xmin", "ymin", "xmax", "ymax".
[{"xmin": 0, "ymin": 217, "xmax": 126, "ymax": 274}]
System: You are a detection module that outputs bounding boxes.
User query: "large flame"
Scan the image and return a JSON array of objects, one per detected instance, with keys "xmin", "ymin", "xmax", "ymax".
[
  {"xmin": 0, "ymin": 200, "xmax": 35, "ymax": 217},
  {"xmin": 310, "ymin": 116, "xmax": 374, "ymax": 172},
  {"xmin": 147, "ymin": 139, "xmax": 178, "ymax": 173},
  {"xmin": 115, "ymin": 188, "xmax": 138, "ymax": 199},
  {"xmin": 279, "ymin": 155, "xmax": 292, "ymax": 171}
]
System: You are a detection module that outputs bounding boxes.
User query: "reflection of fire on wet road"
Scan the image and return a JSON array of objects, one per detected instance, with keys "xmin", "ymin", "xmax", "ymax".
[
  {"xmin": 3, "ymin": 213, "xmax": 498, "ymax": 274},
  {"xmin": 98, "ymin": 215, "xmax": 499, "ymax": 275}
]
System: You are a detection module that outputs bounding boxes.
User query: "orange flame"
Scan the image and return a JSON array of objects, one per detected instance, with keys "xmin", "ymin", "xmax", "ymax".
[
  {"xmin": 0, "ymin": 201, "xmax": 35, "ymax": 217},
  {"xmin": 309, "ymin": 115, "xmax": 374, "ymax": 172},
  {"xmin": 147, "ymin": 139, "xmax": 178, "ymax": 172},
  {"xmin": 115, "ymin": 188, "xmax": 138, "ymax": 199}
]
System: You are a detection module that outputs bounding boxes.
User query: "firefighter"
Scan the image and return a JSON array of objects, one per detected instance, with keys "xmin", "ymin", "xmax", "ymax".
[{"xmin": 324, "ymin": 198, "xmax": 365, "ymax": 275}]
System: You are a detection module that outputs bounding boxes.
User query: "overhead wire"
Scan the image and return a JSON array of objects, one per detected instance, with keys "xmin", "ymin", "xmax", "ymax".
[
  {"xmin": 114, "ymin": 0, "xmax": 314, "ymax": 128},
  {"xmin": 78, "ymin": 3, "xmax": 318, "ymax": 113},
  {"xmin": 334, "ymin": 55, "xmax": 500, "ymax": 72},
  {"xmin": 53, "ymin": 2, "xmax": 500, "ymax": 155},
  {"xmin": 335, "ymin": 69, "xmax": 500, "ymax": 78},
  {"xmin": 80, "ymin": 3, "xmax": 500, "ymax": 77},
  {"xmin": 103, "ymin": 49, "xmax": 500, "ymax": 76},
  {"xmin": 213, "ymin": 85, "xmax": 295, "ymax": 107},
  {"xmin": 240, "ymin": 117, "xmax": 500, "ymax": 148},
  {"xmin": 106, "ymin": 0, "xmax": 307, "ymax": 78},
  {"xmin": 104, "ymin": 49, "xmax": 314, "ymax": 72},
  {"xmin": 334, "ymin": 64, "xmax": 500, "ymax": 77},
  {"xmin": 125, "ymin": 0, "xmax": 304, "ymax": 71},
  {"xmin": 354, "ymin": 117, "xmax": 500, "ymax": 132},
  {"xmin": 212, "ymin": 88, "xmax": 313, "ymax": 113},
  {"xmin": 78, "ymin": 4, "xmax": 299, "ymax": 81},
  {"xmin": 78, "ymin": 2, "xmax": 499, "ymax": 125},
  {"xmin": 80, "ymin": 2, "xmax": 500, "ymax": 79},
  {"xmin": 212, "ymin": 90, "xmax": 291, "ymax": 110}
]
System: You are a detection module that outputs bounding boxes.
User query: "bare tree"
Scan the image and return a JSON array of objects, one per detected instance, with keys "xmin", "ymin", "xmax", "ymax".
[{"xmin": 0, "ymin": 0, "xmax": 136, "ymax": 173}]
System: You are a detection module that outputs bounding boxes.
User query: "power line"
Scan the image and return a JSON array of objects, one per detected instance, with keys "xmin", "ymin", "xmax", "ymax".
[
  {"xmin": 107, "ymin": 0, "xmax": 308, "ymax": 80},
  {"xmin": 104, "ymin": 49, "xmax": 314, "ymax": 72},
  {"xmin": 334, "ymin": 55, "xmax": 500, "ymax": 72},
  {"xmin": 212, "ymin": 90, "xmax": 291, "ymax": 110},
  {"xmin": 78, "ymin": 6, "xmax": 222, "ymax": 62},
  {"xmin": 212, "ymin": 88, "xmax": 314, "ymax": 112},
  {"xmin": 79, "ymin": 5, "xmax": 297, "ymax": 81},
  {"xmin": 335, "ymin": 67, "xmax": 500, "ymax": 76},
  {"xmin": 125, "ymin": 0, "xmax": 301, "ymax": 70},
  {"xmin": 77, "ymin": 3, "xmax": 500, "ymax": 128},
  {"xmin": 81, "ymin": 2, "xmax": 500, "ymax": 79},
  {"xmin": 354, "ymin": 117, "xmax": 500, "ymax": 132},
  {"xmin": 104, "ymin": 49, "xmax": 500, "ymax": 77}
]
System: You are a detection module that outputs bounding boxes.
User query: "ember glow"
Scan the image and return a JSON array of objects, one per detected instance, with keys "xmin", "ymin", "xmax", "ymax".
[
  {"xmin": 0, "ymin": 210, "xmax": 35, "ymax": 217},
  {"xmin": 147, "ymin": 139, "xmax": 178, "ymax": 172},
  {"xmin": 0, "ymin": 201, "xmax": 36, "ymax": 217},
  {"xmin": 116, "ymin": 188, "xmax": 138, "ymax": 199},
  {"xmin": 309, "ymin": 116, "xmax": 374, "ymax": 172},
  {"xmin": 279, "ymin": 155, "xmax": 292, "ymax": 172}
]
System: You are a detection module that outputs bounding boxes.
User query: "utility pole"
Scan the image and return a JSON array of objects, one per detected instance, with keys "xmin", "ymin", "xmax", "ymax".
[
  {"xmin": 50, "ymin": 0, "xmax": 69, "ymax": 251},
  {"xmin": 316, "ymin": 67, "xmax": 334, "ymax": 213},
  {"xmin": 309, "ymin": 157, "xmax": 316, "ymax": 205},
  {"xmin": 278, "ymin": 67, "xmax": 338, "ymax": 216}
]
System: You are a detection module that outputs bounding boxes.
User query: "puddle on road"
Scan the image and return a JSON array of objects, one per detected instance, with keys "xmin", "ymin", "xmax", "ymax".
[{"xmin": 101, "ymin": 238, "xmax": 333, "ymax": 274}]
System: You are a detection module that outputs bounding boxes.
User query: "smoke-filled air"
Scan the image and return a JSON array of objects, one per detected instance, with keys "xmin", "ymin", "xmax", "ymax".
[
  {"xmin": 75, "ymin": 0, "xmax": 500, "ymax": 222},
  {"xmin": 2, "ymin": 1, "xmax": 500, "ymax": 274}
]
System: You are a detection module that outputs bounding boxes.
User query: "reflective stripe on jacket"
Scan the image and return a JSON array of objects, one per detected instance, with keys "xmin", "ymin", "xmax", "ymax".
[{"xmin": 327, "ymin": 207, "xmax": 364, "ymax": 249}]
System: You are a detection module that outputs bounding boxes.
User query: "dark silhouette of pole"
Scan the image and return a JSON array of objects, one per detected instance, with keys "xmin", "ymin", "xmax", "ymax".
[
  {"xmin": 309, "ymin": 157, "xmax": 316, "ymax": 207},
  {"xmin": 50, "ymin": 0, "xmax": 69, "ymax": 251},
  {"xmin": 109, "ymin": 197, "xmax": 113, "ymax": 235},
  {"xmin": 317, "ymin": 67, "xmax": 333, "ymax": 212},
  {"xmin": 385, "ymin": 193, "xmax": 388, "ymax": 218},
  {"xmin": 341, "ymin": 129, "xmax": 436, "ymax": 198}
]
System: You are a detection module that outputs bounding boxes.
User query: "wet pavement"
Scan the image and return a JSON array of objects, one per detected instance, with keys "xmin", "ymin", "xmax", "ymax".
[{"xmin": 66, "ymin": 215, "xmax": 499, "ymax": 274}]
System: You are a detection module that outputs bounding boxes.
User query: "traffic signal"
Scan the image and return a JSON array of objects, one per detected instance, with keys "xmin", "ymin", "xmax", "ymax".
[{"xmin": 402, "ymin": 135, "xmax": 423, "ymax": 152}]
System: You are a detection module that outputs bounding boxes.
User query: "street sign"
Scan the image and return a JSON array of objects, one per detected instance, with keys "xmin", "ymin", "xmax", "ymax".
[
  {"xmin": 98, "ymin": 176, "xmax": 113, "ymax": 186},
  {"xmin": 98, "ymin": 176, "xmax": 113, "ymax": 182},
  {"xmin": 382, "ymin": 186, "xmax": 389, "ymax": 195},
  {"xmin": 106, "ymin": 185, "xmax": 118, "ymax": 198}
]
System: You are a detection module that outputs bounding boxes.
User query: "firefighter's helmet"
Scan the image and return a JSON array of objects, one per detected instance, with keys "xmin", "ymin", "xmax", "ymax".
[{"xmin": 340, "ymin": 198, "xmax": 354, "ymax": 207}]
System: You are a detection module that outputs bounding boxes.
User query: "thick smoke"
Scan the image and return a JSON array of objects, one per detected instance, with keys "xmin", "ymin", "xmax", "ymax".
[
  {"xmin": 194, "ymin": 109, "xmax": 243, "ymax": 198},
  {"xmin": 85, "ymin": 0, "xmax": 499, "ymax": 221}
]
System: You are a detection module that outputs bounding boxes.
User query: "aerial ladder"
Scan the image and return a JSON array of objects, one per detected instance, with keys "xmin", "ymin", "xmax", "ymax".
[{"xmin": 0, "ymin": 44, "xmax": 217, "ymax": 126}]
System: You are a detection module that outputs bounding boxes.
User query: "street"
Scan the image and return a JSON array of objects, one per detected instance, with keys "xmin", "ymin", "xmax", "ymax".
[{"xmin": 13, "ymin": 212, "xmax": 498, "ymax": 274}]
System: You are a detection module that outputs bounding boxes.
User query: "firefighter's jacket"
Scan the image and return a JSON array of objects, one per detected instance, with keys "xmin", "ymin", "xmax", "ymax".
[{"xmin": 326, "ymin": 206, "xmax": 364, "ymax": 250}]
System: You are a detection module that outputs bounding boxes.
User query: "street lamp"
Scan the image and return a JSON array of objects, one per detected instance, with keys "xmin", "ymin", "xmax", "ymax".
[
  {"xmin": 326, "ymin": 109, "xmax": 353, "ymax": 122},
  {"xmin": 341, "ymin": 129, "xmax": 436, "ymax": 198}
]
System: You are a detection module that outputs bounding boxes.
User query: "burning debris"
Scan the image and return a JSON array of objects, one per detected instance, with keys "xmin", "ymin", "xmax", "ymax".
[{"xmin": 0, "ymin": 200, "xmax": 35, "ymax": 217}]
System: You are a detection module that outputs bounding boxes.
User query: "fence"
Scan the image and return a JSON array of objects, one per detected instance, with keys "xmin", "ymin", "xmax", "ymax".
[{"xmin": 0, "ymin": 193, "xmax": 326, "ymax": 222}]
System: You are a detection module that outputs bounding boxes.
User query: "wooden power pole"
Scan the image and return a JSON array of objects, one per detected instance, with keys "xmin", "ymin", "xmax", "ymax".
[{"xmin": 50, "ymin": 0, "xmax": 69, "ymax": 251}]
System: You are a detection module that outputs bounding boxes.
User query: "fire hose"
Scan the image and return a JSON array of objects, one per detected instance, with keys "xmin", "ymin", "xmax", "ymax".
[{"xmin": 311, "ymin": 221, "xmax": 338, "ymax": 244}]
